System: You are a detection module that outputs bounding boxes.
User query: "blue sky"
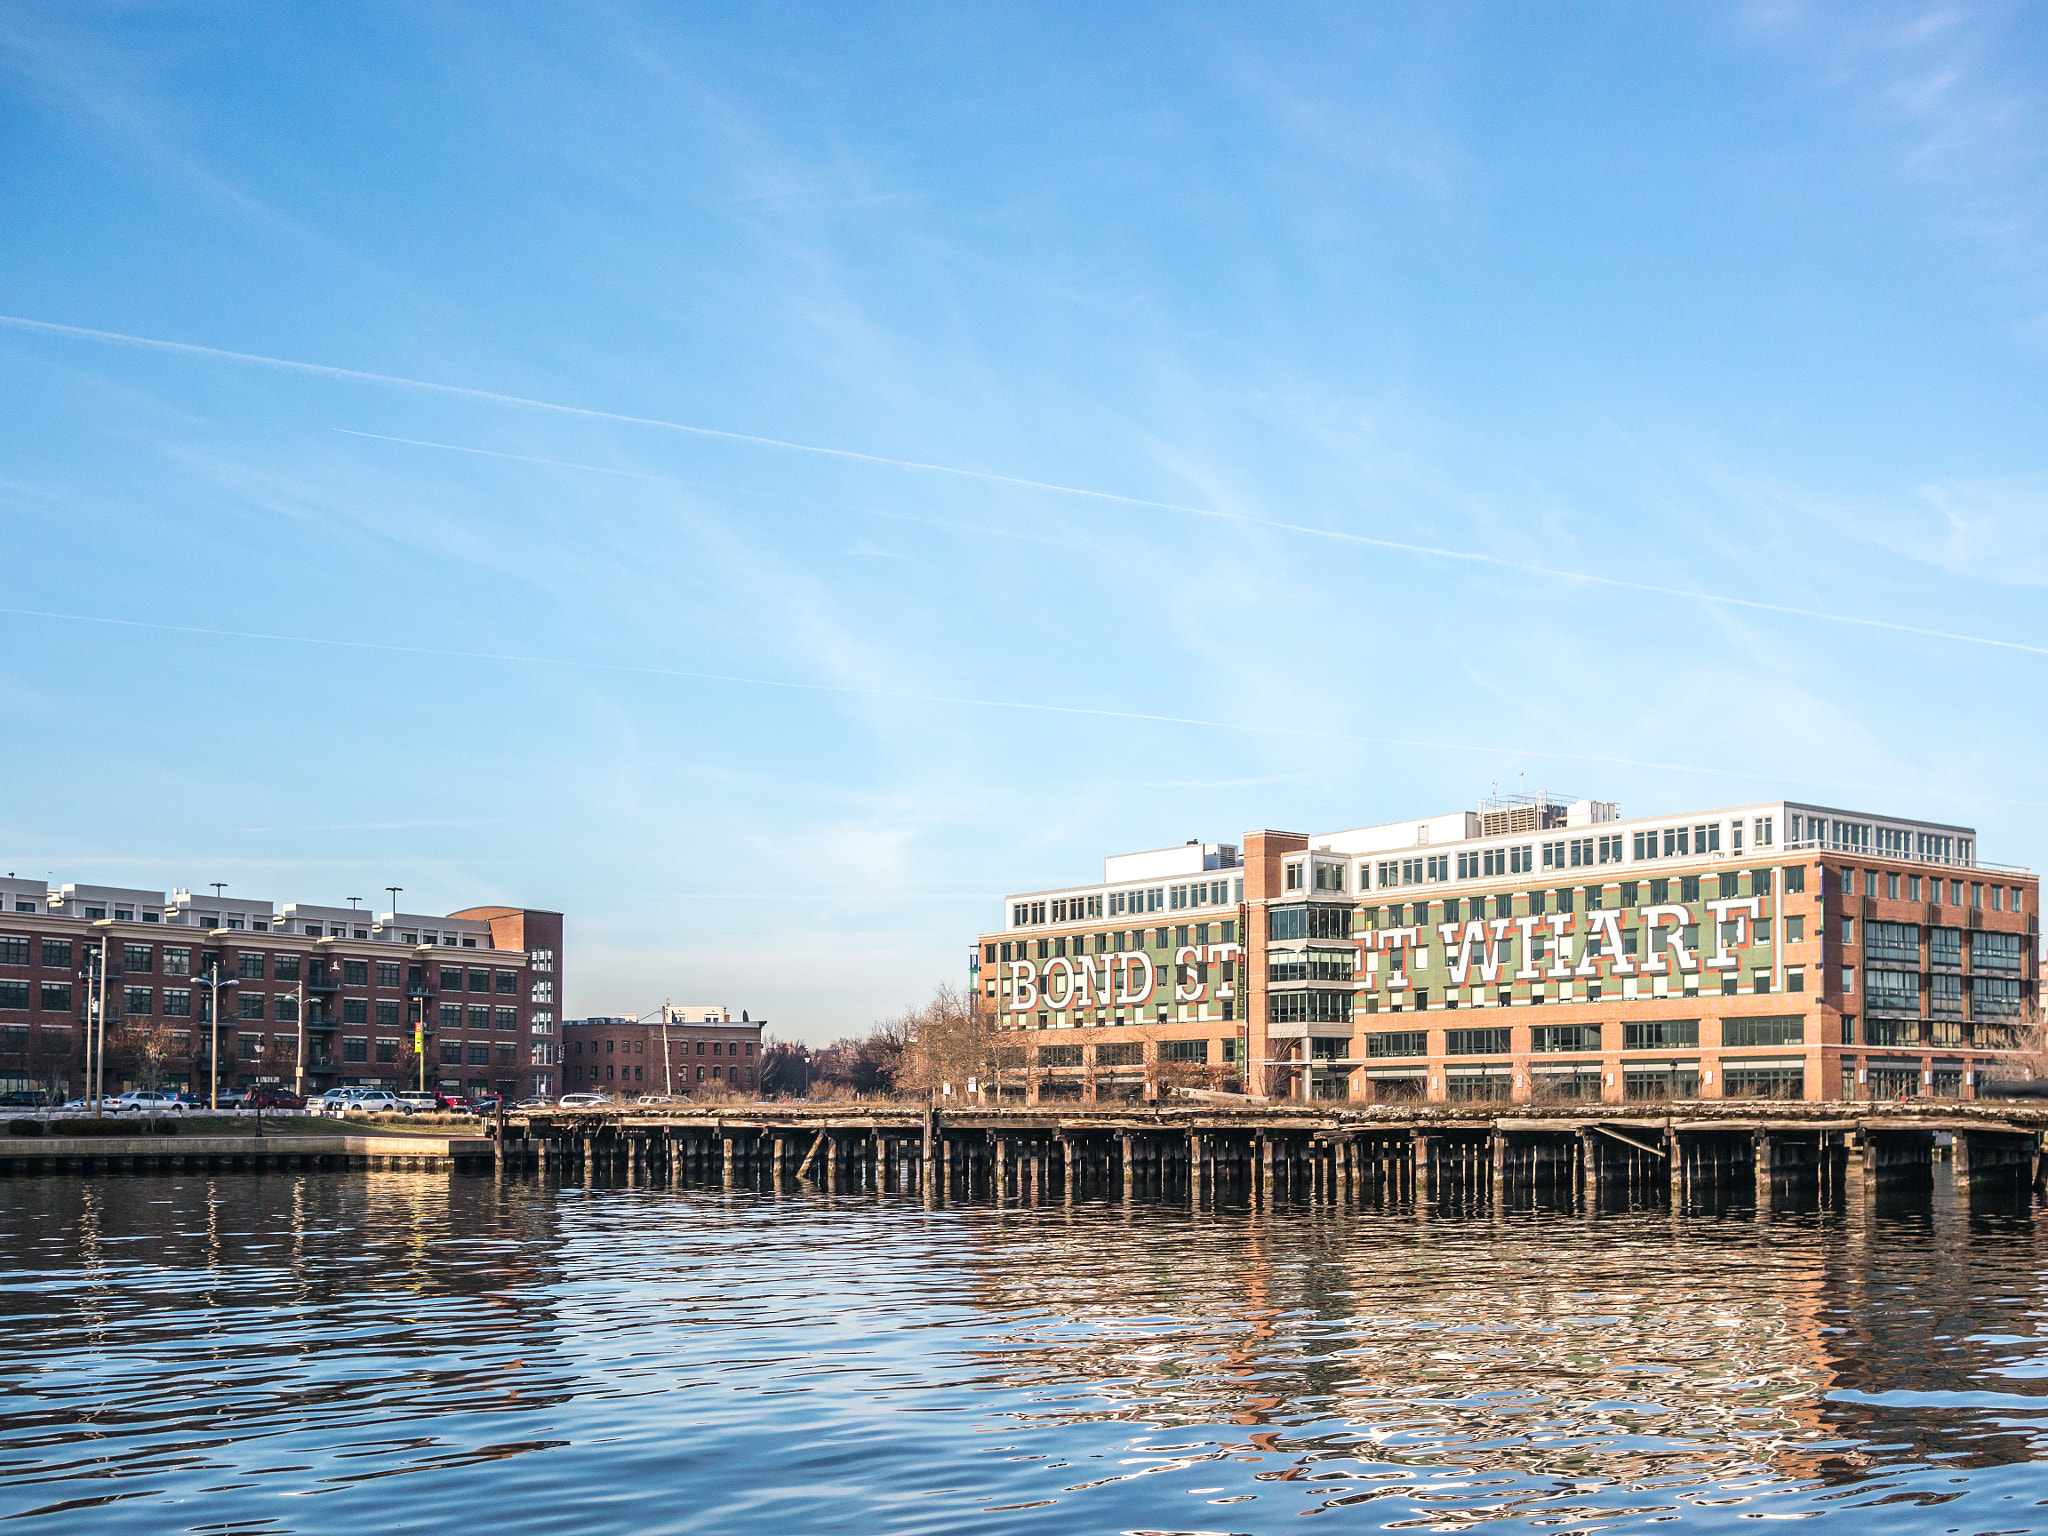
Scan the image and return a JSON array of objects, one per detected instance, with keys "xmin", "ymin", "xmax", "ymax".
[{"xmin": 2, "ymin": 3, "xmax": 2045, "ymax": 1038}]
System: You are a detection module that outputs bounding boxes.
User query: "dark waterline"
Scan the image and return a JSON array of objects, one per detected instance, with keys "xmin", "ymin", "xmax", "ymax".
[{"xmin": 1, "ymin": 1170, "xmax": 2043, "ymax": 1534}]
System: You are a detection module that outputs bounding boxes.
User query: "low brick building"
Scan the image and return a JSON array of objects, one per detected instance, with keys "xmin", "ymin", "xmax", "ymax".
[
  {"xmin": 0, "ymin": 874, "xmax": 562, "ymax": 1102},
  {"xmin": 563, "ymin": 1006, "xmax": 763, "ymax": 1097}
]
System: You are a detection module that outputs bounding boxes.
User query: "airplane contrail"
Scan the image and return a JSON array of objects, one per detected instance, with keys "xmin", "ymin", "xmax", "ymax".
[{"xmin": 6, "ymin": 312, "xmax": 2042, "ymax": 658}]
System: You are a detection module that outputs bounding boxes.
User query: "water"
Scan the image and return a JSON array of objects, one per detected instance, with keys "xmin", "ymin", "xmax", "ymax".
[{"xmin": 2, "ymin": 1171, "xmax": 2044, "ymax": 1534}]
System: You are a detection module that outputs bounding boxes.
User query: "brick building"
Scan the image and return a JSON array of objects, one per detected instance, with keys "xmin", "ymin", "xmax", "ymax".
[
  {"xmin": 0, "ymin": 874, "xmax": 562, "ymax": 1102},
  {"xmin": 973, "ymin": 796, "xmax": 2039, "ymax": 1105},
  {"xmin": 563, "ymin": 1006, "xmax": 763, "ymax": 1097}
]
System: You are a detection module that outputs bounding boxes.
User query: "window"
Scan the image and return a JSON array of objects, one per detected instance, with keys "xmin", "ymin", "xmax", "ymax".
[
  {"xmin": 1510, "ymin": 845, "xmax": 1533, "ymax": 874},
  {"xmin": 1312, "ymin": 863, "xmax": 1345, "ymax": 892},
  {"xmin": 1842, "ymin": 966, "xmax": 1855, "ymax": 995},
  {"xmin": 1285, "ymin": 863, "xmax": 1302, "ymax": 891},
  {"xmin": 162, "ymin": 947, "xmax": 191, "ymax": 977},
  {"xmin": 1785, "ymin": 967, "xmax": 1803, "ymax": 992},
  {"xmin": 1722, "ymin": 1015, "xmax": 1804, "ymax": 1047},
  {"xmin": 122, "ymin": 944, "xmax": 152, "ymax": 972},
  {"xmin": 439, "ymin": 1003, "xmax": 461, "ymax": 1027},
  {"xmin": 440, "ymin": 967, "xmax": 462, "ymax": 991},
  {"xmin": 1531, "ymin": 1024, "xmax": 1599, "ymax": 1052},
  {"xmin": 493, "ymin": 971, "xmax": 518, "ymax": 995},
  {"xmin": 1269, "ymin": 907, "xmax": 1308, "ymax": 942},
  {"xmin": 275, "ymin": 994, "xmax": 298, "ymax": 1023},
  {"xmin": 238, "ymin": 994, "xmax": 266, "ymax": 1021},
  {"xmin": 1973, "ymin": 931, "xmax": 2022, "ymax": 972},
  {"xmin": 0, "ymin": 981, "xmax": 27, "ymax": 1011},
  {"xmin": 1598, "ymin": 834, "xmax": 1622, "ymax": 864},
  {"xmin": 377, "ymin": 1000, "xmax": 400, "ymax": 1027},
  {"xmin": 377, "ymin": 962, "xmax": 401, "ymax": 989},
  {"xmin": 465, "ymin": 969, "xmax": 487, "ymax": 992},
  {"xmin": 343, "ymin": 998, "xmax": 368, "ymax": 1024},
  {"xmin": 1164, "ymin": 1039, "xmax": 1209, "ymax": 1063},
  {"xmin": 41, "ymin": 939, "xmax": 71, "ymax": 969},
  {"xmin": 440, "ymin": 1042, "xmax": 463, "ymax": 1064},
  {"xmin": 1568, "ymin": 837, "xmax": 1593, "ymax": 867},
  {"xmin": 1365, "ymin": 1031, "xmax": 1426, "ymax": 1057},
  {"xmin": 40, "ymin": 982, "xmax": 70, "ymax": 1011},
  {"xmin": 342, "ymin": 959, "xmax": 367, "ymax": 986},
  {"xmin": 1445, "ymin": 1028, "xmax": 1511, "ymax": 1055},
  {"xmin": 1785, "ymin": 916, "xmax": 1804, "ymax": 942},
  {"xmin": 1623, "ymin": 1018, "xmax": 1699, "ymax": 1049},
  {"xmin": 466, "ymin": 1045, "xmax": 490, "ymax": 1066},
  {"xmin": 1866, "ymin": 922, "xmax": 1918, "ymax": 964},
  {"xmin": 1542, "ymin": 840, "xmax": 1565, "ymax": 870},
  {"xmin": 343, "ymin": 1037, "xmax": 368, "ymax": 1063},
  {"xmin": 1782, "ymin": 865, "xmax": 1804, "ymax": 894},
  {"xmin": 239, "ymin": 1035, "xmax": 263, "ymax": 1060},
  {"xmin": 237, "ymin": 953, "xmax": 265, "ymax": 980},
  {"xmin": 1975, "ymin": 976, "xmax": 2022, "ymax": 1017},
  {"xmin": 377, "ymin": 1040, "xmax": 399, "ymax": 1063},
  {"xmin": 1841, "ymin": 916, "xmax": 1855, "ymax": 945},
  {"xmin": 1267, "ymin": 991, "xmax": 1353, "ymax": 1023},
  {"xmin": 163, "ymin": 989, "xmax": 190, "ymax": 1017}
]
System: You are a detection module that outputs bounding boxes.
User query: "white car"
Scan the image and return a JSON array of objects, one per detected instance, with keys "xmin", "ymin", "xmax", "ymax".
[
  {"xmin": 111, "ymin": 1091, "xmax": 186, "ymax": 1114},
  {"xmin": 309, "ymin": 1090, "xmax": 361, "ymax": 1117},
  {"xmin": 341, "ymin": 1091, "xmax": 409, "ymax": 1116},
  {"xmin": 557, "ymin": 1092, "xmax": 607, "ymax": 1107}
]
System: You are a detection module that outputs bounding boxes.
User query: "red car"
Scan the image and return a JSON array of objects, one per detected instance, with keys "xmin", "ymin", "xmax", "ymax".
[{"xmin": 247, "ymin": 1087, "xmax": 307, "ymax": 1110}]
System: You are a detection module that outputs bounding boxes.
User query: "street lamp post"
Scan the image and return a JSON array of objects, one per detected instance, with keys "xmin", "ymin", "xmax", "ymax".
[
  {"xmin": 79, "ymin": 936, "xmax": 108, "ymax": 1114},
  {"xmin": 295, "ymin": 979, "xmax": 307, "ymax": 1099},
  {"xmin": 195, "ymin": 963, "xmax": 238, "ymax": 1110}
]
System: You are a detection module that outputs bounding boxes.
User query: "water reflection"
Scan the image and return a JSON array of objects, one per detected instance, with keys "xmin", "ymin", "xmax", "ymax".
[{"xmin": 0, "ymin": 1168, "xmax": 2041, "ymax": 1533}]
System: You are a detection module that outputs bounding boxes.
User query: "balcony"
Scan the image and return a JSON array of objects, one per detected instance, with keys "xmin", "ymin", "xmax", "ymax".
[{"xmin": 406, "ymin": 986, "xmax": 437, "ymax": 999}]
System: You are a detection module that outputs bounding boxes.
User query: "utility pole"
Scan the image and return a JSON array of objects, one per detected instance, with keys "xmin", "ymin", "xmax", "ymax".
[
  {"xmin": 198, "ymin": 961, "xmax": 235, "ymax": 1110},
  {"xmin": 294, "ymin": 978, "xmax": 307, "ymax": 1098},
  {"xmin": 660, "ymin": 1000, "xmax": 673, "ymax": 1095}
]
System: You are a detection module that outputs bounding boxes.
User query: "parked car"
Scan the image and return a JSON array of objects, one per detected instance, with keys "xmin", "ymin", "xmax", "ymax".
[
  {"xmin": 0, "ymin": 1090, "xmax": 50, "ymax": 1109},
  {"xmin": 111, "ymin": 1091, "xmax": 187, "ymax": 1114},
  {"xmin": 341, "ymin": 1091, "xmax": 408, "ymax": 1115},
  {"xmin": 440, "ymin": 1096, "xmax": 476, "ymax": 1114},
  {"xmin": 469, "ymin": 1095, "xmax": 503, "ymax": 1115},
  {"xmin": 245, "ymin": 1087, "xmax": 306, "ymax": 1111},
  {"xmin": 512, "ymin": 1096, "xmax": 552, "ymax": 1109},
  {"xmin": 172, "ymin": 1093, "xmax": 206, "ymax": 1110},
  {"xmin": 212, "ymin": 1089, "xmax": 251, "ymax": 1109},
  {"xmin": 558, "ymin": 1093, "xmax": 607, "ymax": 1107},
  {"xmin": 308, "ymin": 1090, "xmax": 361, "ymax": 1117},
  {"xmin": 397, "ymin": 1092, "xmax": 441, "ymax": 1113}
]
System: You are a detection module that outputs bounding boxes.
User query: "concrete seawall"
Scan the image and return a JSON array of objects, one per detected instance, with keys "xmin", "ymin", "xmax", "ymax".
[{"xmin": 0, "ymin": 1133, "xmax": 494, "ymax": 1174}]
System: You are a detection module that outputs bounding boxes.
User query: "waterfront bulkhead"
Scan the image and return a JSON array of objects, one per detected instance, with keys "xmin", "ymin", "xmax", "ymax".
[{"xmin": 972, "ymin": 795, "xmax": 2039, "ymax": 1104}]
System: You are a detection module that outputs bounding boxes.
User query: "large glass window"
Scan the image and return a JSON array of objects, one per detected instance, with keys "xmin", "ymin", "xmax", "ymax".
[
  {"xmin": 1365, "ymin": 1030, "xmax": 1427, "ymax": 1058},
  {"xmin": 236, "ymin": 953, "xmax": 265, "ymax": 980},
  {"xmin": 1721, "ymin": 1065, "xmax": 1803, "ymax": 1099},
  {"xmin": 1267, "ymin": 991, "xmax": 1353, "ymax": 1024},
  {"xmin": 1445, "ymin": 1027, "xmax": 1511, "ymax": 1056},
  {"xmin": 1721, "ymin": 1015, "xmax": 1804, "ymax": 1047},
  {"xmin": 1531, "ymin": 1024, "xmax": 1599, "ymax": 1052},
  {"xmin": 1623, "ymin": 1018, "xmax": 1698, "ymax": 1050},
  {"xmin": 1624, "ymin": 1067, "xmax": 1699, "ymax": 1100},
  {"xmin": 1972, "ymin": 931, "xmax": 2022, "ymax": 972}
]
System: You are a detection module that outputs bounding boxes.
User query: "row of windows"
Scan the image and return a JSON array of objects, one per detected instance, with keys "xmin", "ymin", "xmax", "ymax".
[
  {"xmin": 1796, "ymin": 816, "xmax": 1970, "ymax": 866},
  {"xmin": 1836, "ymin": 867, "xmax": 2023, "ymax": 911},
  {"xmin": 567, "ymin": 1063, "xmax": 755, "ymax": 1084},
  {"xmin": 1294, "ymin": 871, "xmax": 1799, "ymax": 942},
  {"xmin": 0, "ymin": 940, "xmax": 530, "ymax": 994},
  {"xmin": 993, "ymin": 922, "xmax": 1237, "ymax": 963},
  {"xmin": 1285, "ymin": 819, "xmax": 1782, "ymax": 895},
  {"xmin": 570, "ymin": 1038, "xmax": 755, "ymax": 1057},
  {"xmin": 1014, "ymin": 882, "xmax": 1247, "ymax": 927},
  {"xmin": 1348, "ymin": 1016, "xmax": 1802, "ymax": 1057}
]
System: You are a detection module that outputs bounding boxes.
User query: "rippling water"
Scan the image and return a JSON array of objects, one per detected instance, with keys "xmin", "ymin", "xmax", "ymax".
[{"xmin": 1, "ymin": 1168, "xmax": 2044, "ymax": 1533}]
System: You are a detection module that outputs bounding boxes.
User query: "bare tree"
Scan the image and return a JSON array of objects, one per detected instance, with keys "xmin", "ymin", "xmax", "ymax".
[
  {"xmin": 890, "ymin": 982, "xmax": 1001, "ymax": 1098},
  {"xmin": 106, "ymin": 1016, "xmax": 174, "ymax": 1128}
]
